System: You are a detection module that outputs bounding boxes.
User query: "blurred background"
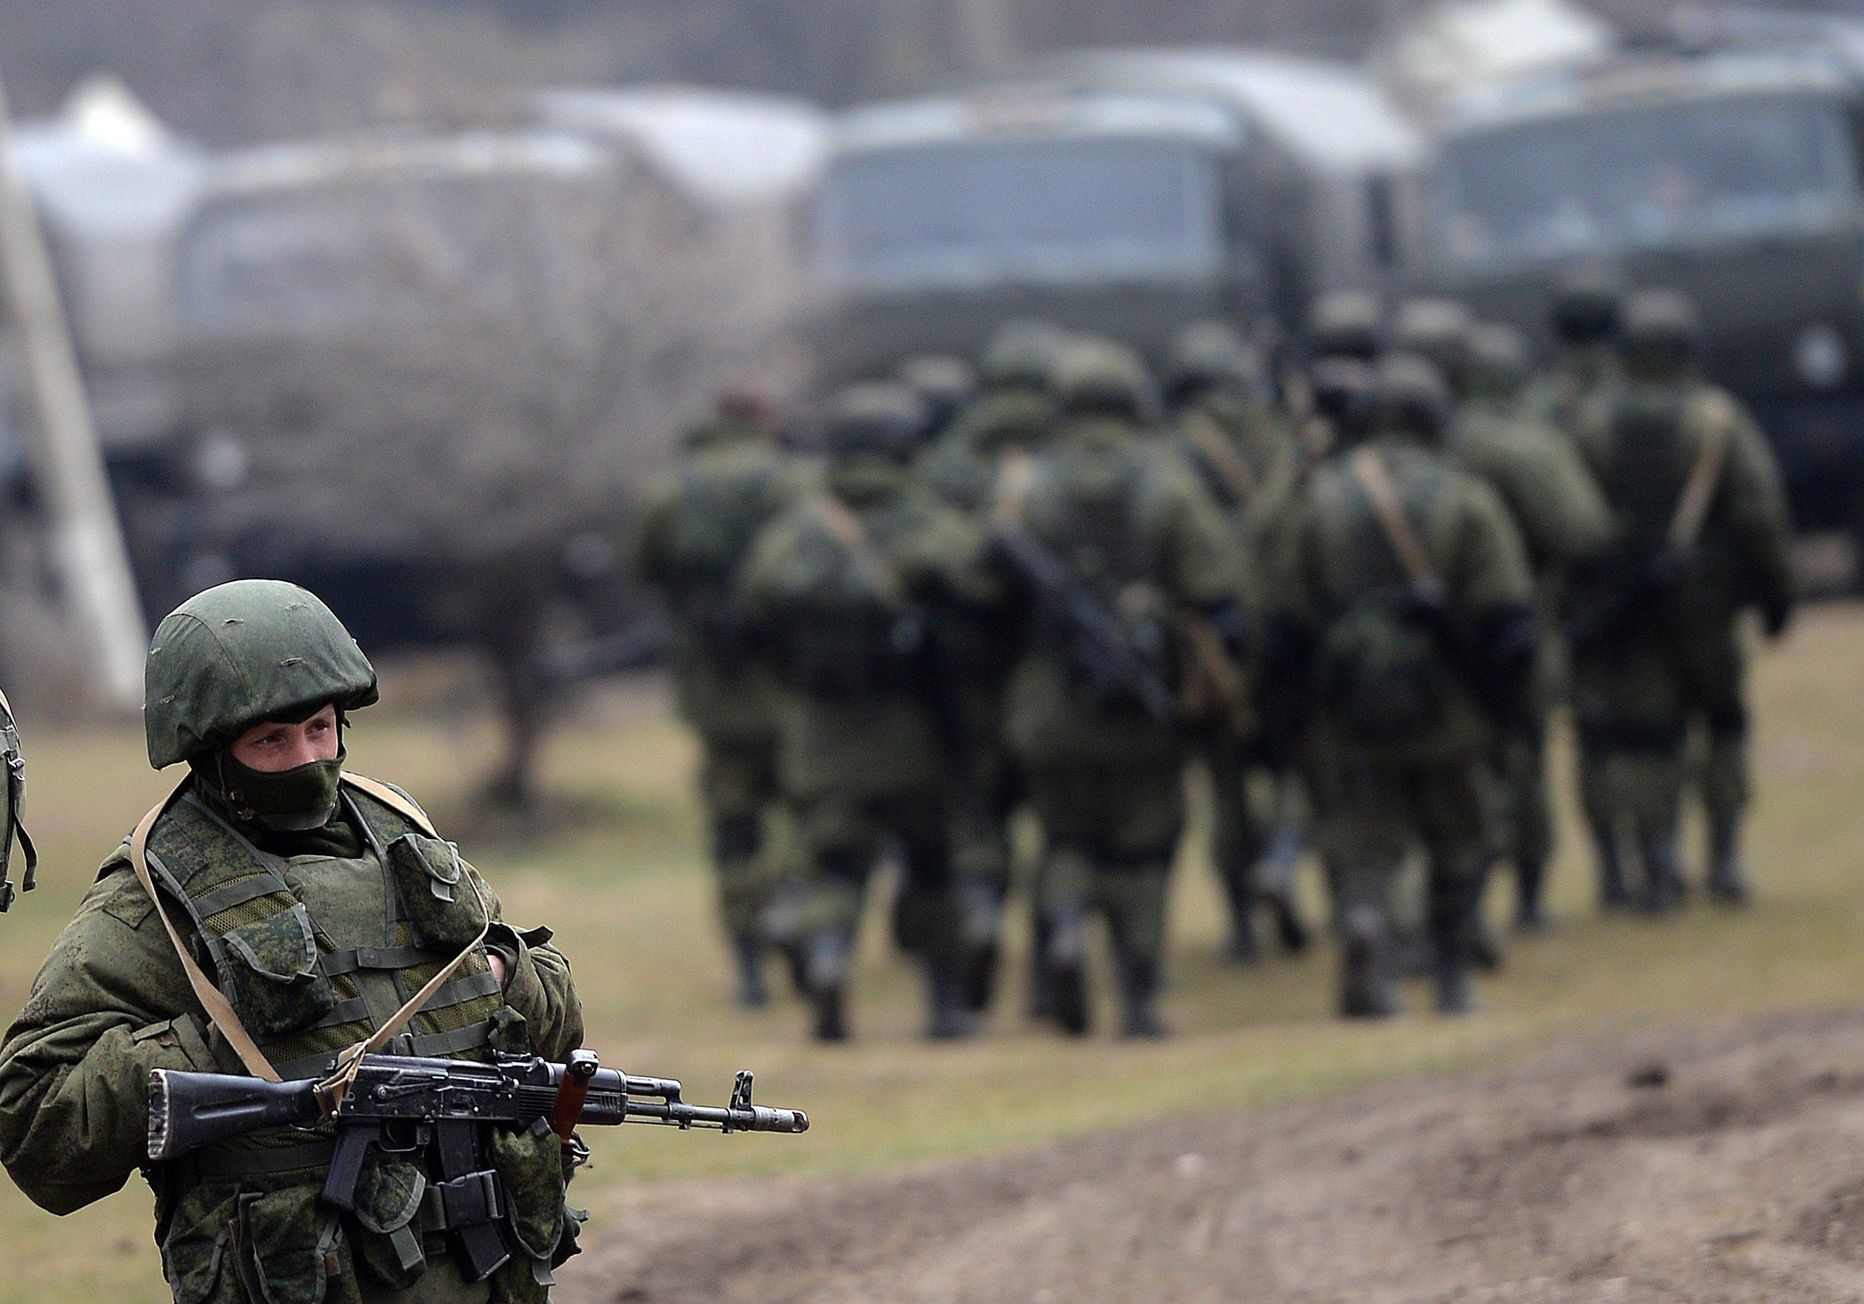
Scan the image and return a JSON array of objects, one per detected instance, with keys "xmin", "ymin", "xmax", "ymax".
[{"xmin": 5, "ymin": 2, "xmax": 1864, "ymax": 1300}]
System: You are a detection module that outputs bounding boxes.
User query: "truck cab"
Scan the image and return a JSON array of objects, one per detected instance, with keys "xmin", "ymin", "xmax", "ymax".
[
  {"xmin": 809, "ymin": 49, "xmax": 1423, "ymax": 382},
  {"xmin": 1427, "ymin": 45, "xmax": 1864, "ymax": 537}
]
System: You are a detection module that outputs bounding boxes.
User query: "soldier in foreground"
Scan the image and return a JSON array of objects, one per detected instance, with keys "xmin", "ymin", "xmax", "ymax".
[
  {"xmin": 1567, "ymin": 291, "xmax": 1795, "ymax": 911},
  {"xmin": 631, "ymin": 388, "xmax": 805, "ymax": 1006},
  {"xmin": 1265, "ymin": 358, "xmax": 1538, "ymax": 1017},
  {"xmin": 738, "ymin": 384, "xmax": 995, "ymax": 1042},
  {"xmin": 0, "ymin": 580, "xmax": 585, "ymax": 1301},
  {"xmin": 999, "ymin": 341, "xmax": 1234, "ymax": 1039}
]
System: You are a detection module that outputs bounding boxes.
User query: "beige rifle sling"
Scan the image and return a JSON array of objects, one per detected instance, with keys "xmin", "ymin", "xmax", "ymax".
[
  {"xmin": 1349, "ymin": 447, "xmax": 1444, "ymax": 592},
  {"xmin": 1668, "ymin": 407, "xmax": 1732, "ymax": 552},
  {"xmin": 1180, "ymin": 408, "xmax": 1259, "ymax": 508}
]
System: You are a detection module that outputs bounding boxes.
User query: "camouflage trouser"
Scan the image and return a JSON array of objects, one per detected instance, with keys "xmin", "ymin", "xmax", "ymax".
[
  {"xmin": 1024, "ymin": 759, "xmax": 1185, "ymax": 966},
  {"xmin": 1491, "ymin": 724, "xmax": 1554, "ymax": 873},
  {"xmin": 697, "ymin": 731, "xmax": 787, "ymax": 937},
  {"xmin": 1312, "ymin": 753, "xmax": 1500, "ymax": 958},
  {"xmin": 1571, "ymin": 619, "xmax": 1749, "ymax": 840},
  {"xmin": 1198, "ymin": 738, "xmax": 1268, "ymax": 913},
  {"xmin": 791, "ymin": 785, "xmax": 961, "ymax": 961}
]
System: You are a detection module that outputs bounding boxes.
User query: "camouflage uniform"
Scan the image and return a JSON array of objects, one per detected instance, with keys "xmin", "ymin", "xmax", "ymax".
[
  {"xmin": 1396, "ymin": 310, "xmax": 1615, "ymax": 932},
  {"xmin": 630, "ymin": 395, "xmax": 805, "ymax": 1005},
  {"xmin": 914, "ymin": 324, "xmax": 1067, "ymax": 1015},
  {"xmin": 1000, "ymin": 342, "xmax": 1234, "ymax": 1038},
  {"xmin": 1567, "ymin": 292, "xmax": 1795, "ymax": 911},
  {"xmin": 1161, "ymin": 321, "xmax": 1310, "ymax": 963},
  {"xmin": 737, "ymin": 384, "xmax": 996, "ymax": 1042},
  {"xmin": 1265, "ymin": 358, "xmax": 1538, "ymax": 1017},
  {"xmin": 1522, "ymin": 272, "xmax": 1624, "ymax": 440},
  {"xmin": 0, "ymin": 580, "xmax": 584, "ymax": 1304}
]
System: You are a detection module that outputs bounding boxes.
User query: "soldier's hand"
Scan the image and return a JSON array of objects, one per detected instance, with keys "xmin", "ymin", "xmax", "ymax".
[{"xmin": 488, "ymin": 951, "xmax": 509, "ymax": 987}]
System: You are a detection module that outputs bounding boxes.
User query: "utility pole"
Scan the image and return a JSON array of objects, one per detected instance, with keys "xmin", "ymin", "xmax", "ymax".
[{"xmin": 0, "ymin": 65, "xmax": 148, "ymax": 709}]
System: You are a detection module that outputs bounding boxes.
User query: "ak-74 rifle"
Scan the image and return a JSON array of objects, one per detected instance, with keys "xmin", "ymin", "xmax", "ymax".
[{"xmin": 149, "ymin": 1051, "xmax": 807, "ymax": 1281}]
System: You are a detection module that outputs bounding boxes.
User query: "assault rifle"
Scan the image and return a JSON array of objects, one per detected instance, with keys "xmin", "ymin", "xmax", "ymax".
[
  {"xmin": 149, "ymin": 1052, "xmax": 808, "ymax": 1281},
  {"xmin": 988, "ymin": 527, "xmax": 1178, "ymax": 725}
]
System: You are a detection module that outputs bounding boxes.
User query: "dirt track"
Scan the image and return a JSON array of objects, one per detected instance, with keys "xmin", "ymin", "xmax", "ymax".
[{"xmin": 561, "ymin": 1010, "xmax": 1864, "ymax": 1303}]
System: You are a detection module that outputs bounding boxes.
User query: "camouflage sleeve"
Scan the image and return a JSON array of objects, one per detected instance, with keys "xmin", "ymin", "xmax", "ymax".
[
  {"xmin": 1718, "ymin": 396, "xmax": 1795, "ymax": 611},
  {"xmin": 1474, "ymin": 429, "xmax": 1613, "ymax": 570},
  {"xmin": 1450, "ymin": 475, "xmax": 1536, "ymax": 612},
  {"xmin": 625, "ymin": 476, "xmax": 679, "ymax": 592},
  {"xmin": 0, "ymin": 863, "xmax": 227, "ymax": 1215},
  {"xmin": 453, "ymin": 855, "xmax": 585, "ymax": 1064},
  {"xmin": 1163, "ymin": 473, "xmax": 1237, "ymax": 608}
]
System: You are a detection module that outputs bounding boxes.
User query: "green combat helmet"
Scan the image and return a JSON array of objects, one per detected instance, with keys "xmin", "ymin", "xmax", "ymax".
[
  {"xmin": 1551, "ymin": 268, "xmax": 1626, "ymax": 349},
  {"xmin": 894, "ymin": 355, "xmax": 978, "ymax": 435},
  {"xmin": 144, "ymin": 579, "xmax": 379, "ymax": 769},
  {"xmin": 1468, "ymin": 322, "xmax": 1532, "ymax": 401},
  {"xmin": 981, "ymin": 319, "xmax": 1071, "ymax": 392},
  {"xmin": 1373, "ymin": 353, "xmax": 1454, "ymax": 446},
  {"xmin": 1619, "ymin": 289, "xmax": 1704, "ymax": 381},
  {"xmin": 1163, "ymin": 319, "xmax": 1268, "ymax": 406},
  {"xmin": 1050, "ymin": 338, "xmax": 1158, "ymax": 423},
  {"xmin": 1308, "ymin": 357, "xmax": 1378, "ymax": 452},
  {"xmin": 820, "ymin": 381, "xmax": 932, "ymax": 463},
  {"xmin": 1306, "ymin": 290, "xmax": 1383, "ymax": 364},
  {"xmin": 1391, "ymin": 298, "xmax": 1475, "ymax": 394}
]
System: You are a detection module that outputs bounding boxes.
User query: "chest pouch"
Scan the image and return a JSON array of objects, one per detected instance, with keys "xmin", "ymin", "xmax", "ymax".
[
  {"xmin": 220, "ymin": 903, "xmax": 337, "ymax": 1041},
  {"xmin": 387, "ymin": 834, "xmax": 489, "ymax": 951}
]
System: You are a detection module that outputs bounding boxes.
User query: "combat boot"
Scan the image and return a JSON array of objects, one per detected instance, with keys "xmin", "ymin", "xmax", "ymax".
[
  {"xmin": 804, "ymin": 932, "xmax": 852, "ymax": 1043},
  {"xmin": 958, "ymin": 880, "xmax": 1003, "ymax": 1014},
  {"xmin": 1432, "ymin": 953, "xmax": 1476, "ymax": 1016},
  {"xmin": 924, "ymin": 957, "xmax": 981, "ymax": 1041},
  {"xmin": 1039, "ymin": 905, "xmax": 1092, "ymax": 1038},
  {"xmin": 1337, "ymin": 906, "xmax": 1400, "ymax": 1020},
  {"xmin": 1261, "ymin": 822, "xmax": 1313, "ymax": 954},
  {"xmin": 1637, "ymin": 830, "xmax": 1686, "ymax": 916},
  {"xmin": 1591, "ymin": 820, "xmax": 1631, "ymax": 912},
  {"xmin": 1513, "ymin": 857, "xmax": 1549, "ymax": 935},
  {"xmin": 1216, "ymin": 860, "xmax": 1262, "ymax": 966},
  {"xmin": 761, "ymin": 880, "xmax": 811, "ymax": 997},
  {"xmin": 730, "ymin": 932, "xmax": 769, "ymax": 1009},
  {"xmin": 1706, "ymin": 813, "xmax": 1752, "ymax": 907},
  {"xmin": 1114, "ymin": 949, "xmax": 1169, "ymax": 1040}
]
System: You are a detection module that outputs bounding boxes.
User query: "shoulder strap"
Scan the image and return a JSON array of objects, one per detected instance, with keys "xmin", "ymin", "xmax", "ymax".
[
  {"xmin": 1180, "ymin": 409, "xmax": 1258, "ymax": 507},
  {"xmin": 991, "ymin": 452, "xmax": 1036, "ymax": 529},
  {"xmin": 1669, "ymin": 406, "xmax": 1732, "ymax": 551},
  {"xmin": 129, "ymin": 782, "xmax": 283, "ymax": 1082},
  {"xmin": 341, "ymin": 772, "xmax": 439, "ymax": 835},
  {"xmin": 810, "ymin": 491, "xmax": 905, "ymax": 604},
  {"xmin": 1350, "ymin": 447, "xmax": 1441, "ymax": 590}
]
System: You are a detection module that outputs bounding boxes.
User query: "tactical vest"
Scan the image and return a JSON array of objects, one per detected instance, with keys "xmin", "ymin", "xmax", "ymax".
[
  {"xmin": 776, "ymin": 494, "xmax": 924, "ymax": 701},
  {"xmin": 144, "ymin": 782, "xmax": 569, "ymax": 1304},
  {"xmin": 661, "ymin": 449, "xmax": 785, "ymax": 651}
]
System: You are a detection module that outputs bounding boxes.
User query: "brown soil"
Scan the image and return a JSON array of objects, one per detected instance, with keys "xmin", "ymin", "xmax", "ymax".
[{"xmin": 558, "ymin": 1010, "xmax": 1864, "ymax": 1303}]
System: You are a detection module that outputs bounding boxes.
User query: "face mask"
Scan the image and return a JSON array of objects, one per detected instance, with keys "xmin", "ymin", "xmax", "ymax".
[{"xmin": 218, "ymin": 745, "xmax": 345, "ymax": 831}]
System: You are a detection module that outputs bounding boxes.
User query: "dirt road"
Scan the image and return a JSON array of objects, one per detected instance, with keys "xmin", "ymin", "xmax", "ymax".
[{"xmin": 563, "ymin": 1010, "xmax": 1864, "ymax": 1303}]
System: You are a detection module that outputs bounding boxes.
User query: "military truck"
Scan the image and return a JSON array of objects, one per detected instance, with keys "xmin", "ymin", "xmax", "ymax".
[
  {"xmin": 1424, "ymin": 32, "xmax": 1864, "ymax": 539},
  {"xmin": 808, "ymin": 48, "xmax": 1424, "ymax": 382}
]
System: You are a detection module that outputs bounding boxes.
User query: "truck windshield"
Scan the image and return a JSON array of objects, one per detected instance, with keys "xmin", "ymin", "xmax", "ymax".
[
  {"xmin": 1435, "ymin": 95, "xmax": 1856, "ymax": 265},
  {"xmin": 815, "ymin": 136, "xmax": 1223, "ymax": 287}
]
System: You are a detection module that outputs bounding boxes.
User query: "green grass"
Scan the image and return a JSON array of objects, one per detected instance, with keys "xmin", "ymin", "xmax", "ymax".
[{"xmin": 4, "ymin": 608, "xmax": 1864, "ymax": 1301}]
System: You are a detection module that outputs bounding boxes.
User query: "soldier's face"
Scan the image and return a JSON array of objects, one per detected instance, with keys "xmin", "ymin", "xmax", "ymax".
[{"xmin": 230, "ymin": 704, "xmax": 341, "ymax": 773}]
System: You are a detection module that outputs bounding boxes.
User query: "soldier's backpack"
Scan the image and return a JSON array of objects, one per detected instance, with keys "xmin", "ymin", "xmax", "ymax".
[
  {"xmin": 663, "ymin": 455, "xmax": 785, "ymax": 638},
  {"xmin": 1313, "ymin": 450, "xmax": 1460, "ymax": 744}
]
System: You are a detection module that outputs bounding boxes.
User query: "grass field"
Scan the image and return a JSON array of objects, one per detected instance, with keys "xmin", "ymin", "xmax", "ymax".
[{"xmin": 2, "ymin": 607, "xmax": 1862, "ymax": 1302}]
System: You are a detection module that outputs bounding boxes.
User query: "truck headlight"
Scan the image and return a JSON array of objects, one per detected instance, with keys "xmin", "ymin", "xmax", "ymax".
[{"xmin": 1795, "ymin": 324, "xmax": 1847, "ymax": 389}]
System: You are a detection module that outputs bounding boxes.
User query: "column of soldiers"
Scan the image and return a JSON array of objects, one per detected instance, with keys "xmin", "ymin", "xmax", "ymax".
[{"xmin": 635, "ymin": 276, "xmax": 1795, "ymax": 1043}]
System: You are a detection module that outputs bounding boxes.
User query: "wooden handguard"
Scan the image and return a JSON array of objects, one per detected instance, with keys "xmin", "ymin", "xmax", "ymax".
[{"xmin": 551, "ymin": 1049, "xmax": 600, "ymax": 1144}]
